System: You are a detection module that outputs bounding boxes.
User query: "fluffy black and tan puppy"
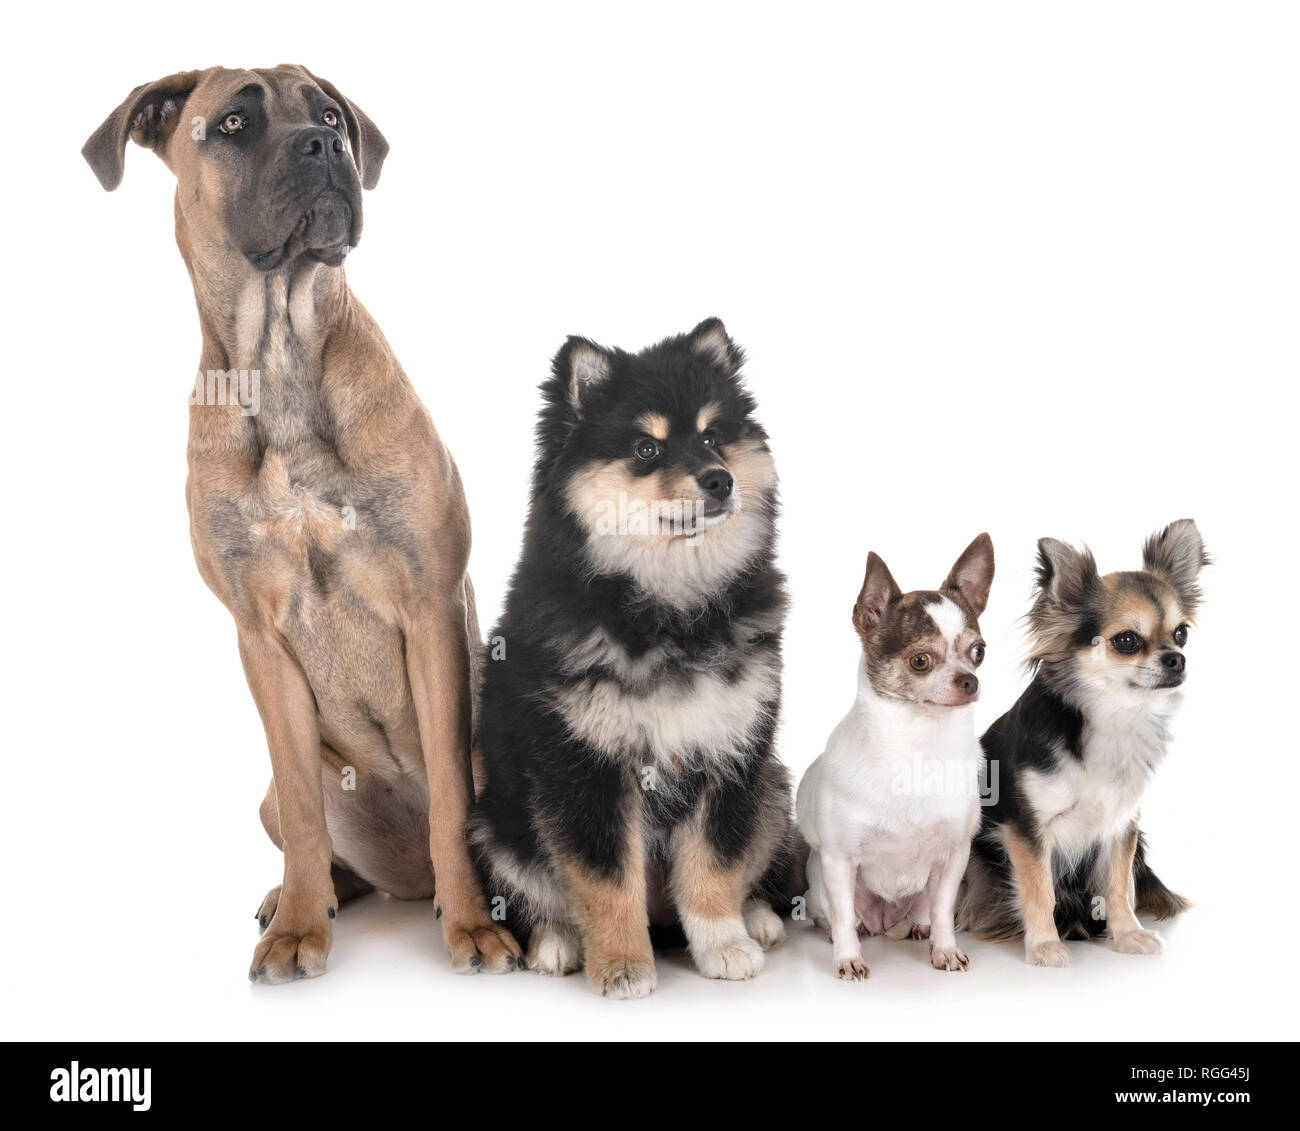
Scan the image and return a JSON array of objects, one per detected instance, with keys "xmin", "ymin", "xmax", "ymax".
[
  {"xmin": 469, "ymin": 319, "xmax": 801, "ymax": 999},
  {"xmin": 961, "ymin": 520, "xmax": 1208, "ymax": 964}
]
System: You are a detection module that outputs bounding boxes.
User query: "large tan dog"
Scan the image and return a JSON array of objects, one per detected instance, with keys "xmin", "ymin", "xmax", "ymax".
[{"xmin": 83, "ymin": 65, "xmax": 520, "ymax": 983}]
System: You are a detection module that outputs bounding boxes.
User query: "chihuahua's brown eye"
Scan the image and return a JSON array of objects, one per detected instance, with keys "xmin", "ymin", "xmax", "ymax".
[
  {"xmin": 909, "ymin": 654, "xmax": 931, "ymax": 672},
  {"xmin": 323, "ymin": 109, "xmax": 339, "ymax": 128},
  {"xmin": 219, "ymin": 113, "xmax": 247, "ymax": 134},
  {"xmin": 635, "ymin": 438, "xmax": 661, "ymax": 461},
  {"xmin": 1173, "ymin": 624, "xmax": 1188, "ymax": 647},
  {"xmin": 970, "ymin": 643, "xmax": 985, "ymax": 665},
  {"xmin": 1111, "ymin": 631, "xmax": 1143, "ymax": 655}
]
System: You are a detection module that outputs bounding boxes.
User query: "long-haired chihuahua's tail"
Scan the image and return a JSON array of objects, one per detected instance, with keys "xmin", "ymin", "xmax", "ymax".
[{"xmin": 1133, "ymin": 831, "xmax": 1192, "ymax": 919}]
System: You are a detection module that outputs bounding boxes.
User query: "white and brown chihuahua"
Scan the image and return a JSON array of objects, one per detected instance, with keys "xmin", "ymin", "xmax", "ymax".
[{"xmin": 796, "ymin": 535, "xmax": 995, "ymax": 980}]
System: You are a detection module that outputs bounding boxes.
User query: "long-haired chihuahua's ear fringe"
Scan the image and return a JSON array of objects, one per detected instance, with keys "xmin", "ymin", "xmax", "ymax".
[
  {"xmin": 552, "ymin": 336, "xmax": 612, "ymax": 419},
  {"xmin": 1034, "ymin": 537, "xmax": 1100, "ymax": 606},
  {"xmin": 688, "ymin": 317, "xmax": 745, "ymax": 376},
  {"xmin": 1142, "ymin": 518, "xmax": 1210, "ymax": 613}
]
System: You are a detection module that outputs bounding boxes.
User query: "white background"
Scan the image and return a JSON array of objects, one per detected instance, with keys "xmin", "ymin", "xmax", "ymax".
[{"xmin": 3, "ymin": 1, "xmax": 1296, "ymax": 1041}]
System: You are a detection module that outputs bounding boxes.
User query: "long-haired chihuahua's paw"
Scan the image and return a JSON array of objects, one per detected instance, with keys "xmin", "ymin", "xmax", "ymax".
[
  {"xmin": 1114, "ymin": 928, "xmax": 1164, "ymax": 955},
  {"xmin": 1026, "ymin": 940, "xmax": 1071, "ymax": 967},
  {"xmin": 835, "ymin": 956, "xmax": 870, "ymax": 981},
  {"xmin": 443, "ymin": 918, "xmax": 522, "ymax": 975},
  {"xmin": 908, "ymin": 922, "xmax": 931, "ymax": 941},
  {"xmin": 525, "ymin": 923, "xmax": 583, "ymax": 976},
  {"xmin": 589, "ymin": 957, "xmax": 658, "ymax": 999},
  {"xmin": 742, "ymin": 901, "xmax": 786, "ymax": 950},
  {"xmin": 930, "ymin": 944, "xmax": 969, "ymax": 972}
]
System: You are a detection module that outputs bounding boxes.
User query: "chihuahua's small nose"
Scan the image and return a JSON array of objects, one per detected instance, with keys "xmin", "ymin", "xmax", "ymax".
[
  {"xmin": 697, "ymin": 468, "xmax": 734, "ymax": 502},
  {"xmin": 1161, "ymin": 651, "xmax": 1186, "ymax": 672},
  {"xmin": 956, "ymin": 673, "xmax": 979, "ymax": 697}
]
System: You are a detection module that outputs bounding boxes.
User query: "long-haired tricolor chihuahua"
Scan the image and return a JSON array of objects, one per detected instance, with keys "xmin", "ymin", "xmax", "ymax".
[
  {"xmin": 797, "ymin": 535, "xmax": 995, "ymax": 980},
  {"xmin": 960, "ymin": 519, "xmax": 1208, "ymax": 965}
]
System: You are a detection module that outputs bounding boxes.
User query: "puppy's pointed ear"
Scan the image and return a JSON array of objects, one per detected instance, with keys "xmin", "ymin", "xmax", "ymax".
[
  {"xmin": 943, "ymin": 533, "xmax": 995, "ymax": 616},
  {"xmin": 82, "ymin": 70, "xmax": 206, "ymax": 191},
  {"xmin": 1142, "ymin": 518, "xmax": 1209, "ymax": 613},
  {"xmin": 853, "ymin": 552, "xmax": 902, "ymax": 642},
  {"xmin": 300, "ymin": 67, "xmax": 389, "ymax": 190},
  {"xmin": 1035, "ymin": 537, "xmax": 1100, "ymax": 607},
  {"xmin": 688, "ymin": 317, "xmax": 744, "ymax": 376},
  {"xmin": 554, "ymin": 336, "xmax": 613, "ymax": 420}
]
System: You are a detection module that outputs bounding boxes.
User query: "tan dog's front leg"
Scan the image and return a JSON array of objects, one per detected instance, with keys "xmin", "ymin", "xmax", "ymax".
[
  {"xmin": 406, "ymin": 597, "xmax": 521, "ymax": 973},
  {"xmin": 239, "ymin": 630, "xmax": 335, "ymax": 984},
  {"xmin": 1106, "ymin": 824, "xmax": 1164, "ymax": 955},
  {"xmin": 669, "ymin": 823, "xmax": 766, "ymax": 981},
  {"xmin": 1002, "ymin": 826, "xmax": 1070, "ymax": 967}
]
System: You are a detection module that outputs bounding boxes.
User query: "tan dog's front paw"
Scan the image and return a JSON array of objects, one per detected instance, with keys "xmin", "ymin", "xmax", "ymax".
[
  {"xmin": 441, "ymin": 912, "xmax": 522, "ymax": 975},
  {"xmin": 835, "ymin": 955, "xmax": 870, "ymax": 981},
  {"xmin": 1114, "ymin": 928, "xmax": 1164, "ymax": 955},
  {"xmin": 1026, "ymin": 939, "xmax": 1071, "ymax": 967},
  {"xmin": 254, "ymin": 885, "xmax": 281, "ymax": 931},
  {"xmin": 249, "ymin": 900, "xmax": 334, "ymax": 984},
  {"xmin": 588, "ymin": 956, "xmax": 658, "ymax": 999},
  {"xmin": 930, "ymin": 943, "xmax": 970, "ymax": 972}
]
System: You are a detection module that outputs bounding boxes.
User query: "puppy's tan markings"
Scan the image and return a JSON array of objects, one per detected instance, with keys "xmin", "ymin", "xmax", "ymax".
[
  {"xmin": 696, "ymin": 402, "xmax": 721, "ymax": 432},
  {"xmin": 1106, "ymin": 824, "xmax": 1164, "ymax": 955},
  {"xmin": 669, "ymin": 822, "xmax": 767, "ymax": 979},
  {"xmin": 560, "ymin": 814, "xmax": 656, "ymax": 999},
  {"xmin": 636, "ymin": 412, "xmax": 670, "ymax": 441},
  {"xmin": 1002, "ymin": 826, "xmax": 1070, "ymax": 967}
]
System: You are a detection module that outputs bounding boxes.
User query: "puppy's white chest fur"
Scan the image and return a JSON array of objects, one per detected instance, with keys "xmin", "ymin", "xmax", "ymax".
[
  {"xmin": 797, "ymin": 673, "xmax": 983, "ymax": 902},
  {"xmin": 1022, "ymin": 694, "xmax": 1177, "ymax": 866}
]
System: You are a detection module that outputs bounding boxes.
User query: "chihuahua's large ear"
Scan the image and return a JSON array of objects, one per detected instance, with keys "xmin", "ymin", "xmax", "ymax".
[
  {"xmin": 300, "ymin": 67, "xmax": 390, "ymax": 190},
  {"xmin": 942, "ymin": 533, "xmax": 995, "ymax": 616},
  {"xmin": 1035, "ymin": 537, "xmax": 1100, "ymax": 607},
  {"xmin": 688, "ymin": 317, "xmax": 744, "ymax": 377},
  {"xmin": 853, "ymin": 552, "xmax": 903, "ymax": 642},
  {"xmin": 553, "ymin": 336, "xmax": 613, "ymax": 420},
  {"xmin": 82, "ymin": 70, "xmax": 206, "ymax": 191},
  {"xmin": 1142, "ymin": 518, "xmax": 1209, "ymax": 613}
]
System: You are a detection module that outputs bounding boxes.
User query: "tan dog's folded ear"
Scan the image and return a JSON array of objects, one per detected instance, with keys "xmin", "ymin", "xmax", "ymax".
[
  {"xmin": 82, "ymin": 70, "xmax": 206, "ymax": 191},
  {"xmin": 300, "ymin": 67, "xmax": 390, "ymax": 190}
]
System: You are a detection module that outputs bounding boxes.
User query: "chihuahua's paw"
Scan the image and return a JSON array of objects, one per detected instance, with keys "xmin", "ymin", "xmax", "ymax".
[
  {"xmin": 908, "ymin": 922, "xmax": 932, "ymax": 941},
  {"xmin": 835, "ymin": 955, "xmax": 870, "ymax": 981},
  {"xmin": 930, "ymin": 943, "xmax": 969, "ymax": 972},
  {"xmin": 1026, "ymin": 939, "xmax": 1071, "ymax": 967},
  {"xmin": 742, "ymin": 901, "xmax": 786, "ymax": 950},
  {"xmin": 1114, "ymin": 928, "xmax": 1164, "ymax": 956},
  {"xmin": 526, "ymin": 923, "xmax": 582, "ymax": 976},
  {"xmin": 588, "ymin": 956, "xmax": 658, "ymax": 1000}
]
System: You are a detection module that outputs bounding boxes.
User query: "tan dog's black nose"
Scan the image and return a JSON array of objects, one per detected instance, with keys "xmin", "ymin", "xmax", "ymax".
[
  {"xmin": 1160, "ymin": 650, "xmax": 1186, "ymax": 672},
  {"xmin": 955, "ymin": 673, "xmax": 979, "ymax": 697},
  {"xmin": 297, "ymin": 127, "xmax": 345, "ymax": 160}
]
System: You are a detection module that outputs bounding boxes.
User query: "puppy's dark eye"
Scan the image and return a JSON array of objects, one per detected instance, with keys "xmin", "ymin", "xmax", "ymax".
[
  {"xmin": 1173, "ymin": 624, "xmax": 1188, "ymax": 647},
  {"xmin": 909, "ymin": 654, "xmax": 931, "ymax": 672},
  {"xmin": 970, "ymin": 643, "xmax": 985, "ymax": 665},
  {"xmin": 701, "ymin": 430, "xmax": 717, "ymax": 448},
  {"xmin": 219, "ymin": 113, "xmax": 247, "ymax": 134},
  {"xmin": 323, "ymin": 109, "xmax": 339, "ymax": 128},
  {"xmin": 1111, "ymin": 631, "xmax": 1143, "ymax": 655},
  {"xmin": 635, "ymin": 438, "xmax": 661, "ymax": 461}
]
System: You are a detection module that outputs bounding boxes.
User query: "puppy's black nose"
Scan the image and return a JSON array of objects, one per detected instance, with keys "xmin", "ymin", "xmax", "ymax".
[
  {"xmin": 697, "ymin": 468, "xmax": 734, "ymax": 502},
  {"xmin": 296, "ymin": 127, "xmax": 345, "ymax": 160},
  {"xmin": 956, "ymin": 673, "xmax": 979, "ymax": 696},
  {"xmin": 1161, "ymin": 650, "xmax": 1186, "ymax": 672}
]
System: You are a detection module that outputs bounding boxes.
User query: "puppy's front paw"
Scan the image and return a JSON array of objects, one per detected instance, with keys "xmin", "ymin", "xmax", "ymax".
[
  {"xmin": 442, "ymin": 913, "xmax": 522, "ymax": 975},
  {"xmin": 526, "ymin": 923, "xmax": 582, "ymax": 976},
  {"xmin": 1026, "ymin": 939, "xmax": 1071, "ymax": 967},
  {"xmin": 742, "ymin": 901, "xmax": 786, "ymax": 950},
  {"xmin": 835, "ymin": 955, "xmax": 870, "ymax": 981},
  {"xmin": 691, "ymin": 927, "xmax": 766, "ymax": 980},
  {"xmin": 1114, "ymin": 928, "xmax": 1164, "ymax": 955},
  {"xmin": 249, "ymin": 897, "xmax": 334, "ymax": 984},
  {"xmin": 588, "ymin": 956, "xmax": 658, "ymax": 999},
  {"xmin": 930, "ymin": 943, "xmax": 970, "ymax": 972}
]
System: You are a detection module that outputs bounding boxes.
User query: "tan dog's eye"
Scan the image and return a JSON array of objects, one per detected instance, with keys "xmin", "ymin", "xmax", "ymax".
[
  {"xmin": 1111, "ymin": 631, "xmax": 1143, "ymax": 655},
  {"xmin": 909, "ymin": 654, "xmax": 931, "ymax": 672},
  {"xmin": 323, "ymin": 109, "xmax": 339, "ymax": 128},
  {"xmin": 1173, "ymin": 624, "xmax": 1188, "ymax": 647},
  {"xmin": 219, "ymin": 113, "xmax": 247, "ymax": 134},
  {"xmin": 970, "ymin": 643, "xmax": 985, "ymax": 665}
]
